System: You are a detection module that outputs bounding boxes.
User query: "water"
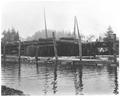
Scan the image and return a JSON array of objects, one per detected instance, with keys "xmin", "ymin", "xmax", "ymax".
[{"xmin": 2, "ymin": 61, "xmax": 119, "ymax": 95}]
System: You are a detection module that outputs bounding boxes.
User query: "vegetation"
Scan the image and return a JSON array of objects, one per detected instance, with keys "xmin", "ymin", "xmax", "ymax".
[
  {"xmin": 103, "ymin": 26, "xmax": 116, "ymax": 42},
  {"xmin": 2, "ymin": 28, "xmax": 19, "ymax": 43},
  {"xmin": 26, "ymin": 30, "xmax": 74, "ymax": 41}
]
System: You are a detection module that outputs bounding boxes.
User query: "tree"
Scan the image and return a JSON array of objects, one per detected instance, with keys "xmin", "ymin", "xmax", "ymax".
[
  {"xmin": 103, "ymin": 26, "xmax": 114, "ymax": 42},
  {"xmin": 2, "ymin": 28, "xmax": 20, "ymax": 43}
]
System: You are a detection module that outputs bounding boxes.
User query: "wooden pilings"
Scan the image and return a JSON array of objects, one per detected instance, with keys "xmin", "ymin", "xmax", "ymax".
[
  {"xmin": 18, "ymin": 40, "xmax": 21, "ymax": 73},
  {"xmin": 35, "ymin": 46, "xmax": 39, "ymax": 63},
  {"xmin": 3, "ymin": 41, "xmax": 6, "ymax": 65},
  {"xmin": 18, "ymin": 40, "xmax": 21, "ymax": 62},
  {"xmin": 52, "ymin": 32, "xmax": 58, "ymax": 61},
  {"xmin": 113, "ymin": 34, "xmax": 117, "ymax": 63}
]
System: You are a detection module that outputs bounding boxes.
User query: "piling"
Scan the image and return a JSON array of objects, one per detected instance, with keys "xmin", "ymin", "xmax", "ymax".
[
  {"xmin": 18, "ymin": 40, "xmax": 21, "ymax": 72},
  {"xmin": 36, "ymin": 46, "xmax": 39, "ymax": 74},
  {"xmin": 3, "ymin": 41, "xmax": 6, "ymax": 65},
  {"xmin": 52, "ymin": 32, "xmax": 58, "ymax": 61},
  {"xmin": 35, "ymin": 46, "xmax": 39, "ymax": 63},
  {"xmin": 113, "ymin": 34, "xmax": 117, "ymax": 63},
  {"xmin": 18, "ymin": 40, "xmax": 21, "ymax": 62}
]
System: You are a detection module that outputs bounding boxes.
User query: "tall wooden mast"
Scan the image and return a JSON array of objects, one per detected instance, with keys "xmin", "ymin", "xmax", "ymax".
[
  {"xmin": 75, "ymin": 16, "xmax": 82, "ymax": 61},
  {"xmin": 73, "ymin": 16, "xmax": 76, "ymax": 40},
  {"xmin": 44, "ymin": 8, "xmax": 48, "ymax": 39}
]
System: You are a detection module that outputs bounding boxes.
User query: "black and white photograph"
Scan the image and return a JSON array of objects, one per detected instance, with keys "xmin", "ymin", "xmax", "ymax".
[{"xmin": 0, "ymin": 0, "xmax": 119, "ymax": 95}]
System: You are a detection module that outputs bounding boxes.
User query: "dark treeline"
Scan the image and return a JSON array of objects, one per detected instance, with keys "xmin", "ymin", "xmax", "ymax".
[{"xmin": 2, "ymin": 28, "xmax": 20, "ymax": 43}]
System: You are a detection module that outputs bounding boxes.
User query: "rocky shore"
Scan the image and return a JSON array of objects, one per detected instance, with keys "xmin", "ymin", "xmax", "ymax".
[{"xmin": 1, "ymin": 85, "xmax": 25, "ymax": 95}]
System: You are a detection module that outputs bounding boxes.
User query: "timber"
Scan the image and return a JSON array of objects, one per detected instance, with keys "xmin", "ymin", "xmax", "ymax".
[
  {"xmin": 113, "ymin": 34, "xmax": 117, "ymax": 63},
  {"xmin": 3, "ymin": 41, "xmax": 6, "ymax": 65},
  {"xmin": 52, "ymin": 32, "xmax": 58, "ymax": 61},
  {"xmin": 75, "ymin": 16, "xmax": 82, "ymax": 61}
]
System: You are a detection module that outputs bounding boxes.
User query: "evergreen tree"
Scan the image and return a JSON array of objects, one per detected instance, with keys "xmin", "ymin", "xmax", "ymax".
[
  {"xmin": 103, "ymin": 26, "xmax": 114, "ymax": 42},
  {"xmin": 2, "ymin": 28, "xmax": 20, "ymax": 43}
]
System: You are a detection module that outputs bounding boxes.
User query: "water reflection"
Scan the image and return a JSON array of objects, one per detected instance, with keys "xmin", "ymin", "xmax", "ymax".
[
  {"xmin": 52, "ymin": 61, "xmax": 58, "ymax": 94},
  {"xmin": 2, "ymin": 61, "xmax": 119, "ymax": 95},
  {"xmin": 113, "ymin": 66, "xmax": 118, "ymax": 95},
  {"xmin": 18, "ymin": 61, "xmax": 21, "ymax": 87},
  {"xmin": 107, "ymin": 65, "xmax": 119, "ymax": 94},
  {"xmin": 73, "ymin": 64, "xmax": 83, "ymax": 95},
  {"xmin": 36, "ymin": 61, "xmax": 39, "ymax": 75},
  {"xmin": 43, "ymin": 63, "xmax": 49, "ymax": 94}
]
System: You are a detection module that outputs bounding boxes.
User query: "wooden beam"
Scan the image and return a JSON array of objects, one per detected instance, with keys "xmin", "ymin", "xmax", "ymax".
[
  {"xmin": 18, "ymin": 40, "xmax": 21, "ymax": 76},
  {"xmin": 3, "ymin": 41, "xmax": 6, "ymax": 65},
  {"xmin": 75, "ymin": 16, "xmax": 82, "ymax": 61},
  {"xmin": 113, "ymin": 34, "xmax": 117, "ymax": 63},
  {"xmin": 73, "ymin": 16, "xmax": 76, "ymax": 40},
  {"xmin": 52, "ymin": 32, "xmax": 58, "ymax": 61},
  {"xmin": 44, "ymin": 8, "xmax": 48, "ymax": 39},
  {"xmin": 18, "ymin": 40, "xmax": 21, "ymax": 68},
  {"xmin": 35, "ymin": 46, "xmax": 39, "ymax": 62},
  {"xmin": 73, "ymin": 16, "xmax": 76, "ymax": 56}
]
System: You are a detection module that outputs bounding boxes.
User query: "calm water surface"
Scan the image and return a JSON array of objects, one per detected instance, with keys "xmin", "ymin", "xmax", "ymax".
[{"xmin": 2, "ymin": 61, "xmax": 119, "ymax": 95}]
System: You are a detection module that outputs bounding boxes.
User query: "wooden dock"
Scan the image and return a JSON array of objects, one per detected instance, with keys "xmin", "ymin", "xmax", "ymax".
[{"xmin": 1, "ymin": 55, "xmax": 119, "ymax": 66}]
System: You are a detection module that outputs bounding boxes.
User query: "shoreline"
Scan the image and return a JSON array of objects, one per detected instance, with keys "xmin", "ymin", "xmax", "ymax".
[{"xmin": 1, "ymin": 85, "xmax": 25, "ymax": 96}]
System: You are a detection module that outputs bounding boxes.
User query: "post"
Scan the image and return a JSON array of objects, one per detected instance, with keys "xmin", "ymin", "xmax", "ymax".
[
  {"xmin": 18, "ymin": 40, "xmax": 21, "ymax": 71},
  {"xmin": 3, "ymin": 41, "xmax": 6, "ymax": 65},
  {"xmin": 52, "ymin": 32, "xmax": 58, "ymax": 61},
  {"xmin": 35, "ymin": 46, "xmax": 39, "ymax": 74},
  {"xmin": 35, "ymin": 46, "xmax": 39, "ymax": 63},
  {"xmin": 78, "ymin": 36, "xmax": 82, "ymax": 61},
  {"xmin": 113, "ymin": 34, "xmax": 117, "ymax": 63},
  {"xmin": 75, "ymin": 17, "xmax": 82, "ymax": 61}
]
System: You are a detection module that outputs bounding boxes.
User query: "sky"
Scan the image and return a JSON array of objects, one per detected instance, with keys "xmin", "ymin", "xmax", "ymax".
[{"xmin": 1, "ymin": 0, "xmax": 120, "ymax": 39}]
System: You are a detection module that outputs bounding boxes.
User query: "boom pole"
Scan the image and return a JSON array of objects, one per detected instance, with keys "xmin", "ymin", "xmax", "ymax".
[
  {"xmin": 44, "ymin": 8, "xmax": 48, "ymax": 39},
  {"xmin": 75, "ymin": 16, "xmax": 82, "ymax": 61}
]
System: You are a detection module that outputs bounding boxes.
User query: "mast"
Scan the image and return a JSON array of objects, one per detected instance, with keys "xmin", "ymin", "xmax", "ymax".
[
  {"xmin": 44, "ymin": 8, "xmax": 48, "ymax": 39},
  {"xmin": 75, "ymin": 16, "xmax": 82, "ymax": 61},
  {"xmin": 73, "ymin": 16, "xmax": 76, "ymax": 56},
  {"xmin": 73, "ymin": 16, "xmax": 76, "ymax": 40}
]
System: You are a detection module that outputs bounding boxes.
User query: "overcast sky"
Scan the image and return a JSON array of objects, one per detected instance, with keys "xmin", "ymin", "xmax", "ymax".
[{"xmin": 1, "ymin": 0, "xmax": 120, "ymax": 39}]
